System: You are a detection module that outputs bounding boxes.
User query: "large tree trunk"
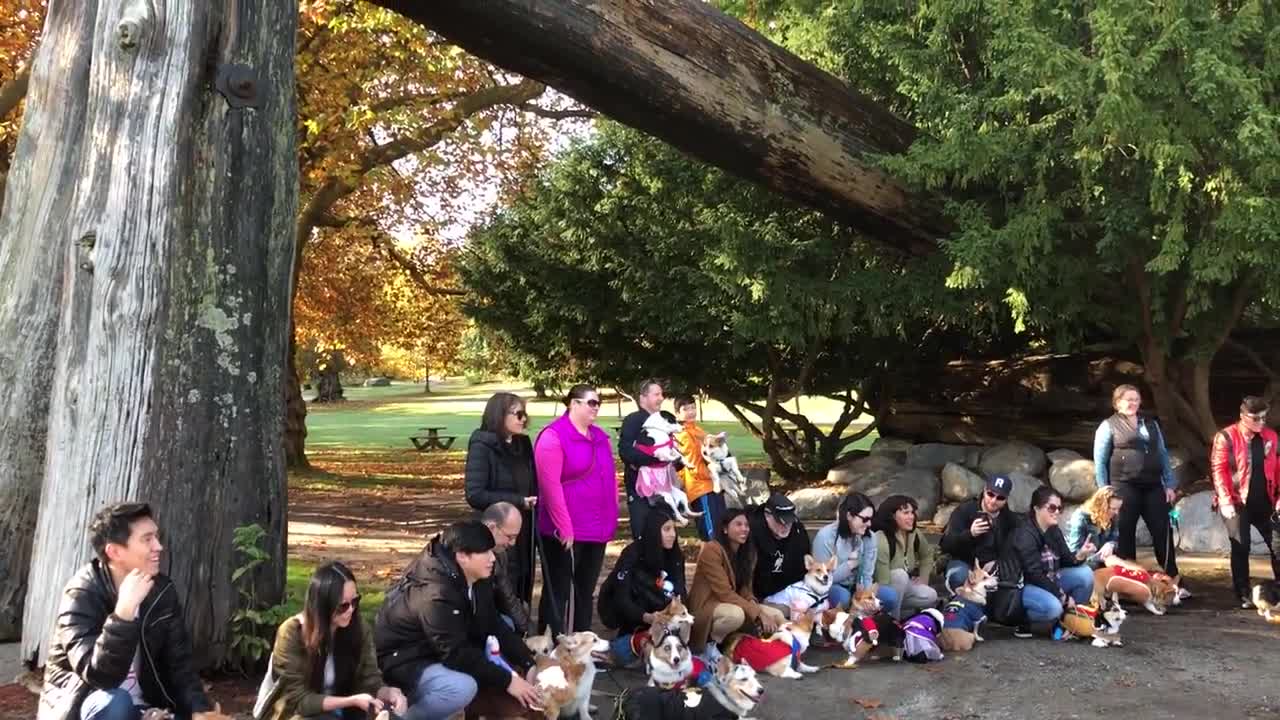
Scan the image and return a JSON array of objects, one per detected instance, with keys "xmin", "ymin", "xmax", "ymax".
[
  {"xmin": 284, "ymin": 323, "xmax": 309, "ymax": 470},
  {"xmin": 2, "ymin": 1, "xmax": 297, "ymax": 667},
  {"xmin": 373, "ymin": 0, "xmax": 944, "ymax": 257},
  {"xmin": 311, "ymin": 350, "xmax": 345, "ymax": 403}
]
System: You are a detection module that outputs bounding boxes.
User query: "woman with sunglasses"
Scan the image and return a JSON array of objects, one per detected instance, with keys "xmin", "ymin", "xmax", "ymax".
[
  {"xmin": 258, "ymin": 562, "xmax": 406, "ymax": 719},
  {"xmin": 812, "ymin": 492, "xmax": 899, "ymax": 611},
  {"xmin": 1006, "ymin": 487, "xmax": 1095, "ymax": 637},
  {"xmin": 870, "ymin": 495, "xmax": 938, "ymax": 618},
  {"xmin": 940, "ymin": 475, "xmax": 1018, "ymax": 592},
  {"xmin": 465, "ymin": 392, "xmax": 539, "ymax": 626},
  {"xmin": 534, "ymin": 384, "xmax": 618, "ymax": 635},
  {"xmin": 1093, "ymin": 384, "xmax": 1184, "ymax": 589}
]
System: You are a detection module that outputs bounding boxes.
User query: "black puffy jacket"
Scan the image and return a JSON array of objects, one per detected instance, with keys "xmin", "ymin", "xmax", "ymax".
[
  {"xmin": 374, "ymin": 537, "xmax": 533, "ymax": 693},
  {"xmin": 38, "ymin": 560, "xmax": 210, "ymax": 720},
  {"xmin": 940, "ymin": 499, "xmax": 1018, "ymax": 567},
  {"xmin": 463, "ymin": 431, "xmax": 536, "ymax": 511},
  {"xmin": 1007, "ymin": 517, "xmax": 1084, "ymax": 600}
]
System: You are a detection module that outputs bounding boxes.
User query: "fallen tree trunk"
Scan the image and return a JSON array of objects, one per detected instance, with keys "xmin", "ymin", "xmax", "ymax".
[
  {"xmin": 372, "ymin": 0, "xmax": 943, "ymax": 257},
  {"xmin": 1, "ymin": 0, "xmax": 297, "ymax": 666}
]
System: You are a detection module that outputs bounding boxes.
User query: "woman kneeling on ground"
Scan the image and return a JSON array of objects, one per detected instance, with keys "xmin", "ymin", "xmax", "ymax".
[
  {"xmin": 812, "ymin": 492, "xmax": 899, "ymax": 612},
  {"xmin": 871, "ymin": 495, "xmax": 939, "ymax": 618},
  {"xmin": 689, "ymin": 509, "xmax": 786, "ymax": 661},
  {"xmin": 597, "ymin": 505, "xmax": 688, "ymax": 666},
  {"xmin": 1008, "ymin": 487, "xmax": 1096, "ymax": 638},
  {"xmin": 258, "ymin": 561, "xmax": 407, "ymax": 720},
  {"xmin": 1065, "ymin": 486, "xmax": 1149, "ymax": 571}
]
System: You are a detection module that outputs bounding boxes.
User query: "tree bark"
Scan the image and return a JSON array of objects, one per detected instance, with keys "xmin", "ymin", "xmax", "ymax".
[
  {"xmin": 312, "ymin": 350, "xmax": 345, "ymax": 403},
  {"xmin": 284, "ymin": 323, "xmax": 309, "ymax": 470},
  {"xmin": 2, "ymin": 1, "xmax": 297, "ymax": 667},
  {"xmin": 372, "ymin": 0, "xmax": 944, "ymax": 257}
]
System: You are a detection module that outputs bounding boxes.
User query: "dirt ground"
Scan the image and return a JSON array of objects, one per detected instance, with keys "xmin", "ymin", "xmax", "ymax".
[{"xmin": 5, "ymin": 469, "xmax": 1279, "ymax": 720}]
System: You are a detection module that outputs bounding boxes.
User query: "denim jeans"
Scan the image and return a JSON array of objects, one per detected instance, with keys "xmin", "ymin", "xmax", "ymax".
[
  {"xmin": 402, "ymin": 663, "xmax": 478, "ymax": 720},
  {"xmin": 828, "ymin": 583, "xmax": 899, "ymax": 614},
  {"xmin": 80, "ymin": 689, "xmax": 140, "ymax": 720},
  {"xmin": 1021, "ymin": 565, "xmax": 1095, "ymax": 623}
]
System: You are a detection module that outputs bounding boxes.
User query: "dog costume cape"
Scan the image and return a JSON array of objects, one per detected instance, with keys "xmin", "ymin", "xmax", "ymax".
[{"xmin": 901, "ymin": 609, "xmax": 945, "ymax": 663}]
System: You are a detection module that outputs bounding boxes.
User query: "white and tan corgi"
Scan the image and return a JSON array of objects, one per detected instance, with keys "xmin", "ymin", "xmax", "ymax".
[
  {"xmin": 824, "ymin": 585, "xmax": 892, "ymax": 667},
  {"xmin": 725, "ymin": 603, "xmax": 819, "ymax": 679},
  {"xmin": 526, "ymin": 624, "xmax": 556, "ymax": 659},
  {"xmin": 938, "ymin": 560, "xmax": 998, "ymax": 653},
  {"xmin": 647, "ymin": 633, "xmax": 696, "ymax": 689},
  {"xmin": 1093, "ymin": 565, "xmax": 1179, "ymax": 615},
  {"xmin": 528, "ymin": 630, "xmax": 610, "ymax": 719},
  {"xmin": 762, "ymin": 554, "xmax": 837, "ymax": 614}
]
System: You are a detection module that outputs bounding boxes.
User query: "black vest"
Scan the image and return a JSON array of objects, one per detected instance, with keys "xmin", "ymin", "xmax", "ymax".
[{"xmin": 1106, "ymin": 414, "xmax": 1164, "ymax": 486}]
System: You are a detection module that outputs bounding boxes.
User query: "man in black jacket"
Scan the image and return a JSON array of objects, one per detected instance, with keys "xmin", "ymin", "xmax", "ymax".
[
  {"xmin": 749, "ymin": 493, "xmax": 811, "ymax": 610},
  {"xmin": 481, "ymin": 501, "xmax": 531, "ymax": 635},
  {"xmin": 619, "ymin": 378, "xmax": 677, "ymax": 539},
  {"xmin": 940, "ymin": 475, "xmax": 1019, "ymax": 591},
  {"xmin": 375, "ymin": 520, "xmax": 540, "ymax": 719},
  {"xmin": 39, "ymin": 502, "xmax": 212, "ymax": 720}
]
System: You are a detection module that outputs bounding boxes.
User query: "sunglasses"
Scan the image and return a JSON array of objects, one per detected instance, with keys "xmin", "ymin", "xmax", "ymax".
[
  {"xmin": 1245, "ymin": 412, "xmax": 1268, "ymax": 422},
  {"xmin": 984, "ymin": 491, "xmax": 1007, "ymax": 502},
  {"xmin": 855, "ymin": 512, "xmax": 873, "ymax": 522},
  {"xmin": 336, "ymin": 595, "xmax": 361, "ymax": 614},
  {"xmin": 1044, "ymin": 504, "xmax": 1063, "ymax": 514},
  {"xmin": 509, "ymin": 409, "xmax": 528, "ymax": 421},
  {"xmin": 575, "ymin": 398, "xmax": 602, "ymax": 408}
]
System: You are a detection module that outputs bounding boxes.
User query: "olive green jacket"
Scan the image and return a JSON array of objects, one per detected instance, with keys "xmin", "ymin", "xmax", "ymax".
[{"xmin": 257, "ymin": 615, "xmax": 383, "ymax": 720}]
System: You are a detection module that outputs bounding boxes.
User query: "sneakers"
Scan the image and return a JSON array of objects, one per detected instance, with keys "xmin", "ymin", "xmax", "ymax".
[
  {"xmin": 1013, "ymin": 625, "xmax": 1033, "ymax": 639},
  {"xmin": 1050, "ymin": 624, "xmax": 1068, "ymax": 641},
  {"xmin": 1240, "ymin": 596, "xmax": 1255, "ymax": 609}
]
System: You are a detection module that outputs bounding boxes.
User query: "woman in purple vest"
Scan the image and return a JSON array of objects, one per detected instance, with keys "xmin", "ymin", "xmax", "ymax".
[{"xmin": 535, "ymin": 383, "xmax": 619, "ymax": 634}]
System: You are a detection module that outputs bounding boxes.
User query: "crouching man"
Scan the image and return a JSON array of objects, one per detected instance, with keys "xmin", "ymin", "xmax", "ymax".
[{"xmin": 39, "ymin": 502, "xmax": 214, "ymax": 720}]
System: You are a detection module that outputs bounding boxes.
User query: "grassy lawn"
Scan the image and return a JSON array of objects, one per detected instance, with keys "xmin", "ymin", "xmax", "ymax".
[
  {"xmin": 284, "ymin": 560, "xmax": 385, "ymax": 626},
  {"xmin": 305, "ymin": 378, "xmax": 877, "ymax": 463}
]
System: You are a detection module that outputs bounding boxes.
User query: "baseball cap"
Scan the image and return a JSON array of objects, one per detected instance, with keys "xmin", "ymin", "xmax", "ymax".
[
  {"xmin": 985, "ymin": 475, "xmax": 1013, "ymax": 498},
  {"xmin": 763, "ymin": 492, "xmax": 797, "ymax": 524}
]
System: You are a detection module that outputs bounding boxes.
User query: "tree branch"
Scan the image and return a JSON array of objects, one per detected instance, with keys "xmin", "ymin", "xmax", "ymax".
[
  {"xmin": 520, "ymin": 103, "xmax": 598, "ymax": 120},
  {"xmin": 368, "ymin": 87, "xmax": 475, "ymax": 113},
  {"xmin": 0, "ymin": 66, "xmax": 31, "ymax": 120},
  {"xmin": 317, "ymin": 214, "xmax": 466, "ymax": 297}
]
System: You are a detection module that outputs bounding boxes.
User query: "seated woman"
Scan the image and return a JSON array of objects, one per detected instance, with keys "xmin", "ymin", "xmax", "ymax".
[
  {"xmin": 871, "ymin": 495, "xmax": 939, "ymax": 618},
  {"xmin": 1008, "ymin": 487, "xmax": 1096, "ymax": 637},
  {"xmin": 688, "ymin": 509, "xmax": 786, "ymax": 660},
  {"xmin": 597, "ymin": 506, "xmax": 687, "ymax": 666},
  {"xmin": 812, "ymin": 492, "xmax": 899, "ymax": 612},
  {"xmin": 259, "ymin": 561, "xmax": 406, "ymax": 720},
  {"xmin": 1065, "ymin": 486, "xmax": 1180, "ymax": 612}
]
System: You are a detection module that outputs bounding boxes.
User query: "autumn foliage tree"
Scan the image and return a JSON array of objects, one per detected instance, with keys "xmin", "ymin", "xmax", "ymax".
[{"xmin": 0, "ymin": 0, "xmax": 43, "ymax": 210}]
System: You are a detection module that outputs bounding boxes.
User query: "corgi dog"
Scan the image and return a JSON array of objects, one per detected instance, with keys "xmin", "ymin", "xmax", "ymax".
[
  {"xmin": 938, "ymin": 560, "xmax": 998, "ymax": 653},
  {"xmin": 1059, "ymin": 593, "xmax": 1126, "ymax": 648},
  {"xmin": 635, "ymin": 412, "xmax": 703, "ymax": 525},
  {"xmin": 1251, "ymin": 580, "xmax": 1280, "ymax": 623},
  {"xmin": 526, "ymin": 624, "xmax": 556, "ymax": 659},
  {"xmin": 653, "ymin": 597, "xmax": 695, "ymax": 645},
  {"xmin": 762, "ymin": 555, "xmax": 837, "ymax": 614},
  {"xmin": 648, "ymin": 633, "xmax": 697, "ymax": 689},
  {"xmin": 529, "ymin": 631, "xmax": 610, "ymax": 719},
  {"xmin": 725, "ymin": 604, "xmax": 819, "ymax": 679},
  {"xmin": 823, "ymin": 585, "xmax": 889, "ymax": 667},
  {"xmin": 1093, "ymin": 565, "xmax": 1179, "ymax": 615},
  {"xmin": 622, "ymin": 656, "xmax": 765, "ymax": 720},
  {"xmin": 701, "ymin": 432, "xmax": 748, "ymax": 499}
]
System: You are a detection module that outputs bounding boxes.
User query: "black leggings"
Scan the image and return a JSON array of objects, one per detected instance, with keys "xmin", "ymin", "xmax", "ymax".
[
  {"xmin": 1223, "ymin": 507, "xmax": 1280, "ymax": 595},
  {"xmin": 1115, "ymin": 482, "xmax": 1179, "ymax": 577},
  {"xmin": 538, "ymin": 538, "xmax": 607, "ymax": 636}
]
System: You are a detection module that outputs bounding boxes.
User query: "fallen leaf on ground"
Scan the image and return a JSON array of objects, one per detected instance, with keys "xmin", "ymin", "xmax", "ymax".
[{"xmin": 852, "ymin": 697, "xmax": 882, "ymax": 710}]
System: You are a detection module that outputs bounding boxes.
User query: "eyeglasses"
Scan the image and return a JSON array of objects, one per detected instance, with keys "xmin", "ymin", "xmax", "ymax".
[
  {"xmin": 575, "ymin": 398, "xmax": 602, "ymax": 408},
  {"xmin": 1044, "ymin": 504, "xmax": 1063, "ymax": 514},
  {"xmin": 984, "ymin": 491, "xmax": 1007, "ymax": 502},
  {"xmin": 1245, "ymin": 412, "xmax": 1268, "ymax": 422},
  {"xmin": 855, "ymin": 513, "xmax": 873, "ymax": 522},
  {"xmin": 336, "ymin": 595, "xmax": 361, "ymax": 614},
  {"xmin": 509, "ymin": 410, "xmax": 528, "ymax": 421}
]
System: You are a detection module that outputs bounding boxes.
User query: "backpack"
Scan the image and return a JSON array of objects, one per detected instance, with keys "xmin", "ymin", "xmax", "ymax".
[{"xmin": 986, "ymin": 546, "xmax": 1026, "ymax": 626}]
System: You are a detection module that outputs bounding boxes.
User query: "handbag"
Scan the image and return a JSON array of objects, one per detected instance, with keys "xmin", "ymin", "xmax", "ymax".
[
  {"xmin": 987, "ymin": 551, "xmax": 1026, "ymax": 626},
  {"xmin": 251, "ymin": 654, "xmax": 278, "ymax": 720}
]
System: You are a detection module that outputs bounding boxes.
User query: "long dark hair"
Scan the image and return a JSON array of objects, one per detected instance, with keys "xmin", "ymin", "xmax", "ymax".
[
  {"xmin": 714, "ymin": 508, "xmax": 755, "ymax": 594},
  {"xmin": 303, "ymin": 561, "xmax": 361, "ymax": 694},
  {"xmin": 638, "ymin": 505, "xmax": 680, "ymax": 575},
  {"xmin": 836, "ymin": 492, "xmax": 875, "ymax": 540},
  {"xmin": 480, "ymin": 392, "xmax": 524, "ymax": 440},
  {"xmin": 870, "ymin": 495, "xmax": 920, "ymax": 562}
]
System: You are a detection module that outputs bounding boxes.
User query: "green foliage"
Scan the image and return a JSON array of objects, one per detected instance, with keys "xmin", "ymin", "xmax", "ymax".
[
  {"xmin": 226, "ymin": 524, "xmax": 291, "ymax": 674},
  {"xmin": 460, "ymin": 123, "xmax": 1004, "ymax": 475}
]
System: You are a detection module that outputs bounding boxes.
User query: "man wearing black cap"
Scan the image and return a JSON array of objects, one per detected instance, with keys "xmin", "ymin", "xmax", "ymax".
[
  {"xmin": 940, "ymin": 475, "xmax": 1019, "ymax": 592},
  {"xmin": 749, "ymin": 492, "xmax": 811, "ymax": 611}
]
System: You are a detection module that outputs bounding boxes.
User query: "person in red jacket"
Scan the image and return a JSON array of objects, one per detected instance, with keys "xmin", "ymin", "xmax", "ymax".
[{"xmin": 1210, "ymin": 395, "xmax": 1280, "ymax": 607}]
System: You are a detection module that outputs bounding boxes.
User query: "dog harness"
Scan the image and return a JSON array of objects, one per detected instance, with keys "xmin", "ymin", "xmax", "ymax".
[{"xmin": 942, "ymin": 598, "xmax": 987, "ymax": 631}]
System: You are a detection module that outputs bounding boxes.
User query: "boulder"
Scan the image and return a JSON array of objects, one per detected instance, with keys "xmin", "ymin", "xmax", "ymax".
[
  {"xmin": 1135, "ymin": 517, "xmax": 1153, "ymax": 547},
  {"xmin": 1167, "ymin": 447, "xmax": 1200, "ymax": 489},
  {"xmin": 1048, "ymin": 459, "xmax": 1097, "ymax": 502},
  {"xmin": 1174, "ymin": 491, "xmax": 1271, "ymax": 555},
  {"xmin": 979, "ymin": 441, "xmax": 1048, "ymax": 478},
  {"xmin": 932, "ymin": 502, "xmax": 960, "ymax": 529},
  {"xmin": 362, "ymin": 376, "xmax": 391, "ymax": 387},
  {"xmin": 906, "ymin": 443, "xmax": 983, "ymax": 472},
  {"xmin": 941, "ymin": 463, "xmax": 984, "ymax": 502},
  {"xmin": 788, "ymin": 487, "xmax": 845, "ymax": 522},
  {"xmin": 1047, "ymin": 449, "xmax": 1083, "ymax": 465},
  {"xmin": 850, "ymin": 466, "xmax": 942, "ymax": 520},
  {"xmin": 1005, "ymin": 472, "xmax": 1044, "ymax": 514},
  {"xmin": 869, "ymin": 436, "xmax": 914, "ymax": 463},
  {"xmin": 826, "ymin": 453, "xmax": 901, "ymax": 486}
]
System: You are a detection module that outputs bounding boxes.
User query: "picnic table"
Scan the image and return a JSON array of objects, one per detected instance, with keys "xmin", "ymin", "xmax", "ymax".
[{"xmin": 410, "ymin": 425, "xmax": 457, "ymax": 452}]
